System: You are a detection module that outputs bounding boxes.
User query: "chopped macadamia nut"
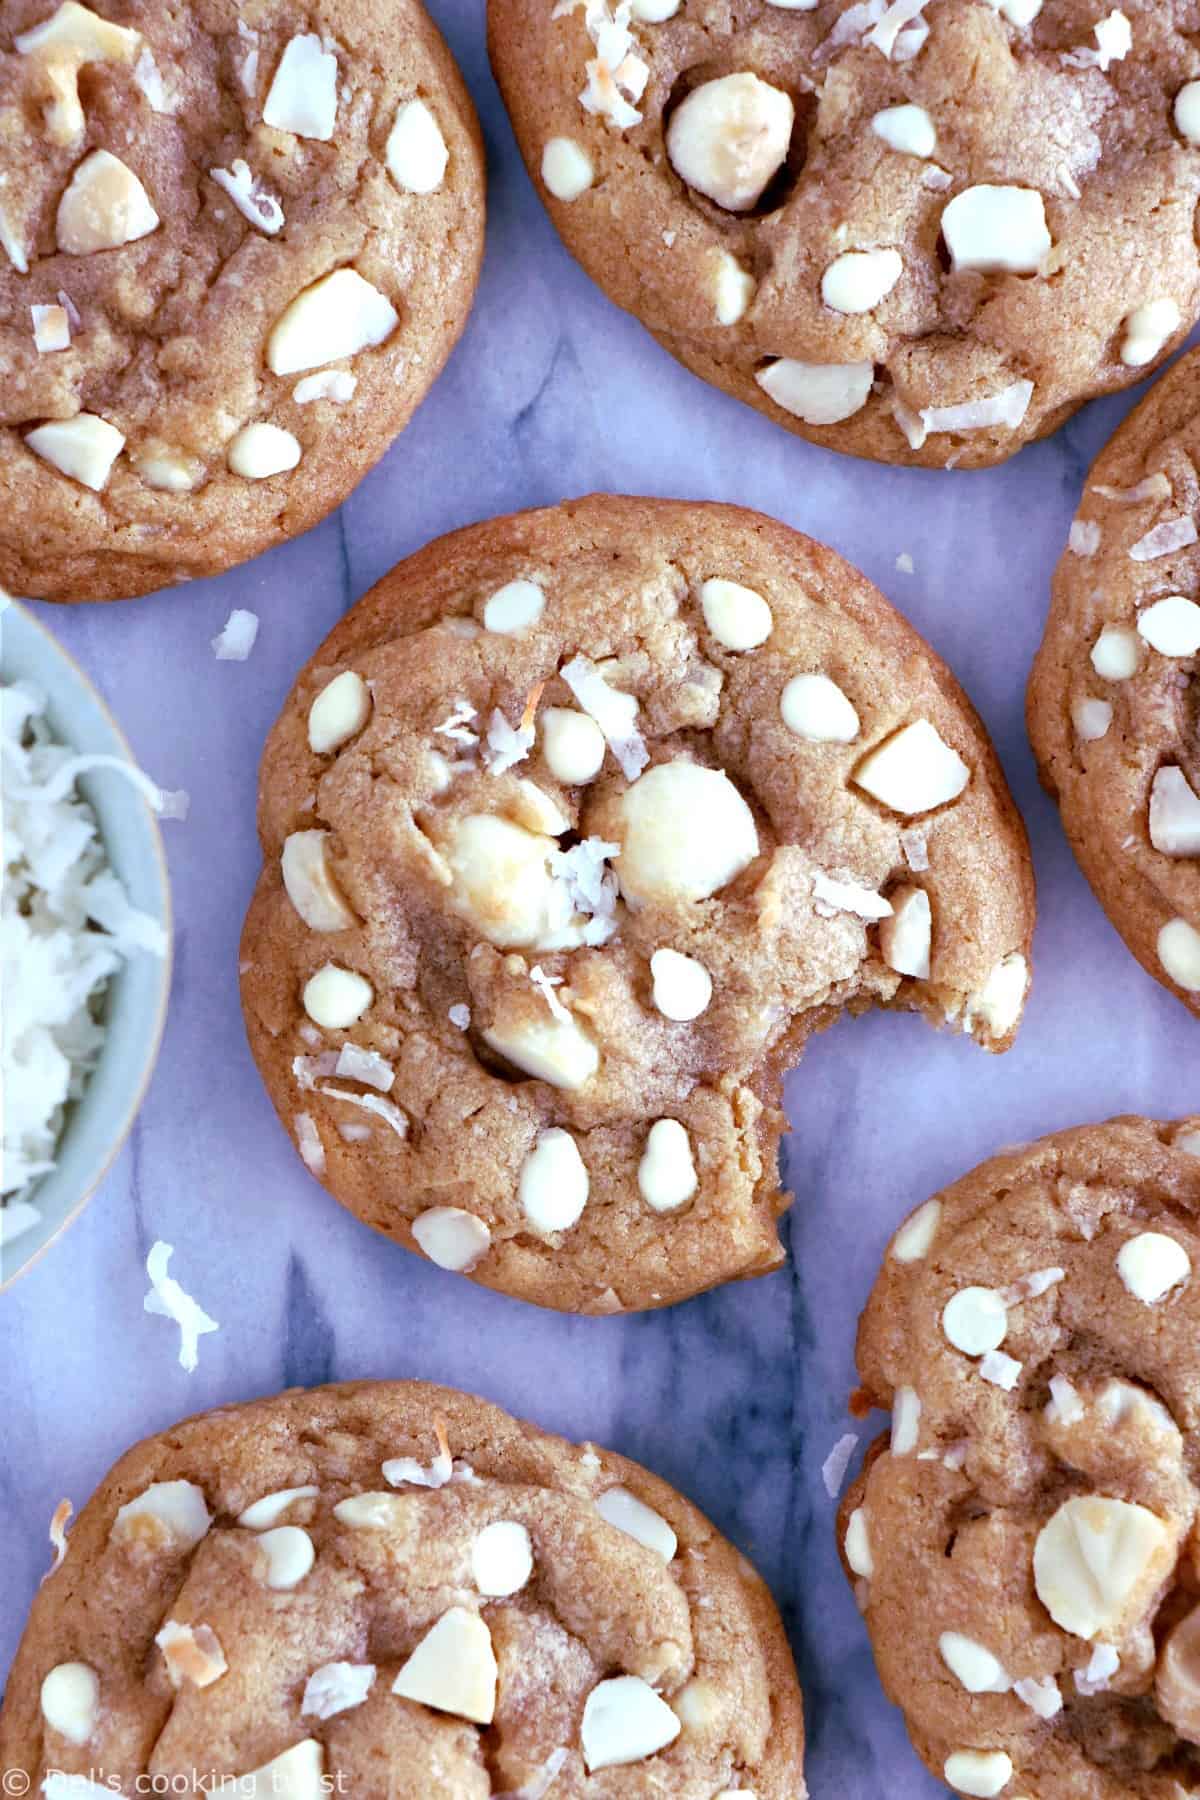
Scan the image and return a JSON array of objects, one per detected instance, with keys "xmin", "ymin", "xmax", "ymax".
[
  {"xmin": 581, "ymin": 1675, "xmax": 682, "ymax": 1771},
  {"xmin": 638, "ymin": 1118, "xmax": 698, "ymax": 1213},
  {"xmin": 228, "ymin": 422, "xmax": 301, "ymax": 480},
  {"xmin": 939, "ymin": 1633, "xmax": 1010, "ymax": 1695},
  {"xmin": 16, "ymin": 3, "xmax": 141, "ymax": 145},
  {"xmin": 263, "ymin": 34, "xmax": 338, "ymax": 139},
  {"xmin": 812, "ymin": 871, "xmax": 892, "ymax": 920},
  {"xmin": 891, "ymin": 1197, "xmax": 941, "ymax": 1263},
  {"xmin": 1072, "ymin": 696, "xmax": 1112, "ymax": 741},
  {"xmin": 281, "ymin": 830, "xmax": 355, "ymax": 932},
  {"xmin": 392, "ymin": 1607, "xmax": 497, "ymax": 1724},
  {"xmin": 111, "ymin": 1480, "xmax": 210, "ymax": 1551},
  {"xmin": 483, "ymin": 579, "xmax": 546, "ymax": 635},
  {"xmin": 237, "ymin": 1486, "xmax": 319, "ymax": 1529},
  {"xmin": 615, "ymin": 759, "xmax": 758, "ymax": 904},
  {"xmin": 40, "ymin": 1661, "xmax": 99, "ymax": 1743},
  {"xmin": 387, "ymin": 98, "xmax": 449, "ymax": 192},
  {"xmin": 1091, "ymin": 625, "xmax": 1141, "ymax": 680},
  {"xmin": 268, "ymin": 269, "xmax": 399, "ymax": 376},
  {"xmin": 943, "ymin": 1750, "xmax": 1013, "ymax": 1798},
  {"xmin": 237, "ymin": 1741, "xmax": 325, "ymax": 1800},
  {"xmin": 1175, "ymin": 80, "xmax": 1200, "ymax": 145},
  {"xmin": 700, "ymin": 577, "xmax": 773, "ymax": 650},
  {"xmin": 880, "ymin": 885, "xmax": 931, "ymax": 977},
  {"xmin": 57, "ymin": 149, "xmax": 159, "ymax": 254},
  {"xmin": 31, "ymin": 303, "xmax": 71, "ymax": 352},
  {"xmin": 209, "ymin": 160, "xmax": 284, "ymax": 235},
  {"xmin": 484, "ymin": 1007, "xmax": 600, "ymax": 1089},
  {"xmin": 1121, "ymin": 299, "xmax": 1181, "ymax": 368},
  {"xmin": 1157, "ymin": 1605, "xmax": 1200, "ymax": 1742},
  {"xmin": 541, "ymin": 706, "xmax": 606, "ymax": 784},
  {"xmin": 596, "ymin": 1486, "xmax": 678, "ymax": 1560},
  {"xmin": 255, "ymin": 1524, "xmax": 315, "ymax": 1589},
  {"xmin": 941, "ymin": 184, "xmax": 1050, "ymax": 274},
  {"xmin": 965, "ymin": 952, "xmax": 1027, "ymax": 1038},
  {"xmin": 412, "ymin": 1206, "xmax": 491, "ymax": 1270},
  {"xmin": 844, "ymin": 1506, "xmax": 873, "ymax": 1577},
  {"xmin": 26, "ymin": 414, "xmax": 124, "ymax": 491},
  {"xmin": 650, "ymin": 947, "xmax": 712, "ymax": 1020},
  {"xmin": 713, "ymin": 251, "xmax": 755, "ymax": 325},
  {"xmin": 1068, "ymin": 519, "xmax": 1101, "ymax": 556},
  {"xmin": 942, "ymin": 1285, "xmax": 1008, "ymax": 1355},
  {"xmin": 154, "ymin": 1621, "xmax": 227, "ymax": 1689},
  {"xmin": 852, "ymin": 719, "xmax": 969, "ymax": 814},
  {"xmin": 756, "ymin": 359, "xmax": 874, "ymax": 425},
  {"xmin": 471, "ymin": 1520, "xmax": 533, "ymax": 1596},
  {"xmin": 666, "ymin": 72, "xmax": 794, "ymax": 211},
  {"xmin": 542, "ymin": 136, "xmax": 595, "ymax": 200},
  {"xmin": 1150, "ymin": 767, "xmax": 1200, "ymax": 856},
  {"xmin": 135, "ymin": 443, "xmax": 202, "ymax": 493},
  {"xmin": 1034, "ymin": 1495, "xmax": 1174, "ymax": 1640},
  {"xmin": 302, "ymin": 1662, "xmax": 376, "ymax": 1720},
  {"xmin": 891, "ymin": 1386, "xmax": 921, "ymax": 1455},
  {"xmin": 302, "ymin": 965, "xmax": 372, "ymax": 1029},
  {"xmin": 308, "ymin": 670, "xmax": 371, "ymax": 754},
  {"xmin": 1159, "ymin": 917, "xmax": 1200, "ymax": 990},
  {"xmin": 871, "ymin": 103, "xmax": 936, "ymax": 157},
  {"xmin": 1116, "ymin": 1230, "xmax": 1191, "ymax": 1303},
  {"xmin": 293, "ymin": 370, "xmax": 357, "ymax": 404},
  {"xmin": 1138, "ymin": 596, "xmax": 1200, "ymax": 657},
  {"xmin": 780, "ymin": 672, "xmax": 860, "ymax": 742},
  {"xmin": 445, "ymin": 814, "xmax": 562, "ymax": 948},
  {"xmin": 519, "ymin": 1127, "xmax": 589, "ymax": 1233},
  {"xmin": 821, "ymin": 247, "xmax": 903, "ymax": 315}
]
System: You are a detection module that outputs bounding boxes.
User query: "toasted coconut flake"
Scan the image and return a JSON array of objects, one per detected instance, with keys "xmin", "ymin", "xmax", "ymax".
[
  {"xmin": 1091, "ymin": 474, "xmax": 1172, "ymax": 505},
  {"xmin": 143, "ymin": 1241, "xmax": 219, "ymax": 1373},
  {"xmin": 560, "ymin": 655, "xmax": 648, "ymax": 780},
  {"xmin": 295, "ymin": 1112, "xmax": 326, "ymax": 1174},
  {"xmin": 1130, "ymin": 516, "xmax": 1198, "ymax": 562},
  {"xmin": 211, "ymin": 608, "xmax": 259, "ymax": 660},
  {"xmin": 155, "ymin": 1620, "xmax": 228, "ymax": 1688},
  {"xmin": 821, "ymin": 1432, "xmax": 859, "ymax": 1498},
  {"xmin": 293, "ymin": 1051, "xmax": 338, "ymax": 1090},
  {"xmin": 334, "ymin": 1044, "xmax": 394, "ymax": 1092},
  {"xmin": 484, "ymin": 708, "xmax": 536, "ymax": 776},
  {"xmin": 45, "ymin": 1498, "xmax": 73, "ymax": 1580},
  {"xmin": 383, "ymin": 1416, "xmax": 453, "ymax": 1488},
  {"xmin": 317, "ymin": 1086, "xmax": 408, "ymax": 1141},
  {"xmin": 866, "ymin": 0, "xmax": 928, "ymax": 59}
]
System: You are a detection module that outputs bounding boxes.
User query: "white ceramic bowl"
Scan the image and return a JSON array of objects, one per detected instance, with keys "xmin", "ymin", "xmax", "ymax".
[{"xmin": 1, "ymin": 599, "xmax": 172, "ymax": 1290}]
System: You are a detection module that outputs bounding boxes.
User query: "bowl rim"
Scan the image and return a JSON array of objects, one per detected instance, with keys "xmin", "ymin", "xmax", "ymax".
[{"xmin": 1, "ymin": 596, "xmax": 174, "ymax": 1294}]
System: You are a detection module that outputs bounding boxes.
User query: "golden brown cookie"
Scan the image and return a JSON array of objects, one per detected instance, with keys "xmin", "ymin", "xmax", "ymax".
[
  {"xmin": 839, "ymin": 1115, "xmax": 1200, "ymax": 1800},
  {"xmin": 488, "ymin": 0, "xmax": 1200, "ymax": 469},
  {"xmin": 0, "ymin": 1379, "xmax": 808, "ymax": 1798},
  {"xmin": 0, "ymin": 0, "xmax": 485, "ymax": 602},
  {"xmin": 1029, "ymin": 350, "xmax": 1200, "ymax": 1016},
  {"xmin": 239, "ymin": 494, "xmax": 1035, "ymax": 1313}
]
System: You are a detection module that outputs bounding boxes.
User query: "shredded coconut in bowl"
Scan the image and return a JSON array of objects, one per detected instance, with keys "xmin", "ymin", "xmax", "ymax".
[{"xmin": 1, "ymin": 680, "xmax": 170, "ymax": 1247}]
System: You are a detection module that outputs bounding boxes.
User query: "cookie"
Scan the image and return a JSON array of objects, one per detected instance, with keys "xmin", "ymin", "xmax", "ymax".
[
  {"xmin": 0, "ymin": 1378, "xmax": 808, "ymax": 1797},
  {"xmin": 1028, "ymin": 351, "xmax": 1200, "ymax": 1015},
  {"xmin": 0, "ymin": 0, "xmax": 484, "ymax": 602},
  {"xmin": 839, "ymin": 1115, "xmax": 1200, "ymax": 1800},
  {"xmin": 239, "ymin": 494, "xmax": 1035, "ymax": 1313},
  {"xmin": 488, "ymin": 0, "xmax": 1200, "ymax": 470}
]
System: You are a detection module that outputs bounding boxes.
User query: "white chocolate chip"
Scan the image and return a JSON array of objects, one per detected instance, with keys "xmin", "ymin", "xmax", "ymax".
[
  {"xmin": 445, "ymin": 814, "xmax": 561, "ymax": 948},
  {"xmin": 1150, "ymin": 767, "xmax": 1200, "ymax": 856},
  {"xmin": 56, "ymin": 149, "xmax": 158, "ymax": 254},
  {"xmin": 31, "ymin": 303, "xmax": 71, "ymax": 352},
  {"xmin": 483, "ymin": 578, "xmax": 546, "ymax": 635},
  {"xmin": 471, "ymin": 1521, "xmax": 533, "ymax": 1596},
  {"xmin": 596, "ymin": 1486, "xmax": 678, "ymax": 1560},
  {"xmin": 880, "ymin": 885, "xmax": 931, "ymax": 978},
  {"xmin": 1116, "ymin": 1231, "xmax": 1191, "ymax": 1304},
  {"xmin": 650, "ymin": 948, "xmax": 712, "ymax": 1021},
  {"xmin": 302, "ymin": 965, "xmax": 372, "ymax": 1029},
  {"xmin": 941, "ymin": 185, "xmax": 1050, "ymax": 274},
  {"xmin": 713, "ymin": 251, "xmax": 755, "ymax": 325},
  {"xmin": 308, "ymin": 670, "xmax": 371, "ymax": 753},
  {"xmin": 209, "ymin": 160, "xmax": 283, "ymax": 234},
  {"xmin": 615, "ymin": 760, "xmax": 758, "ymax": 904},
  {"xmin": 281, "ymin": 830, "xmax": 355, "ymax": 932},
  {"xmin": 1034, "ymin": 1495, "xmax": 1173, "ymax": 1640},
  {"xmin": 891, "ymin": 1197, "xmax": 941, "ymax": 1263},
  {"xmin": 666, "ymin": 72, "xmax": 794, "ymax": 212},
  {"xmin": 228, "ymin": 422, "xmax": 301, "ymax": 480},
  {"xmin": 238, "ymin": 1741, "xmax": 326, "ymax": 1800},
  {"xmin": 581, "ymin": 1675, "xmax": 682, "ymax": 1771},
  {"xmin": 943, "ymin": 1750, "xmax": 1013, "ymax": 1798},
  {"xmin": 26, "ymin": 413, "xmax": 124, "ymax": 492},
  {"xmin": 412, "ymin": 1207, "xmax": 491, "ymax": 1272},
  {"xmin": 891, "ymin": 1385, "xmax": 921, "ymax": 1455},
  {"xmin": 1175, "ymin": 80, "xmax": 1200, "ymax": 145},
  {"xmin": 871, "ymin": 103, "xmax": 936, "ymax": 157},
  {"xmin": 821, "ymin": 247, "xmax": 903, "ymax": 314},
  {"xmin": 844, "ymin": 1507, "xmax": 873, "ymax": 1577},
  {"xmin": 483, "ymin": 1010, "xmax": 600, "ymax": 1089},
  {"xmin": 135, "ymin": 443, "xmax": 201, "ymax": 493},
  {"xmin": 1090, "ymin": 625, "xmax": 1141, "ymax": 680},
  {"xmin": 1137, "ymin": 596, "xmax": 1200, "ymax": 658},
  {"xmin": 154, "ymin": 1621, "xmax": 227, "ymax": 1689},
  {"xmin": 542, "ymin": 137, "xmax": 595, "ymax": 200},
  {"xmin": 268, "ymin": 270, "xmax": 398, "ymax": 376},
  {"xmin": 519, "ymin": 1128, "xmax": 589, "ymax": 1233},
  {"xmin": 301, "ymin": 1662, "xmax": 376, "ymax": 1720},
  {"xmin": 939, "ymin": 1634, "xmax": 1010, "ymax": 1695},
  {"xmin": 1159, "ymin": 917, "xmax": 1200, "ymax": 991},
  {"xmin": 111, "ymin": 1480, "xmax": 210, "ymax": 1550},
  {"xmin": 256, "ymin": 1524, "xmax": 314, "ymax": 1590},
  {"xmin": 263, "ymin": 34, "xmax": 338, "ymax": 140},
  {"xmin": 943, "ymin": 1286, "xmax": 1008, "ymax": 1356},
  {"xmin": 541, "ymin": 707, "xmax": 606, "ymax": 784},
  {"xmin": 756, "ymin": 358, "xmax": 874, "ymax": 425},
  {"xmin": 638, "ymin": 1118, "xmax": 698, "ymax": 1213},
  {"xmin": 237, "ymin": 1486, "xmax": 319, "ymax": 1530},
  {"xmin": 387, "ymin": 98, "xmax": 448, "ymax": 193},
  {"xmin": 40, "ymin": 1663, "xmax": 99, "ymax": 1744},
  {"xmin": 1121, "ymin": 299, "xmax": 1181, "ymax": 368},
  {"xmin": 852, "ymin": 719, "xmax": 969, "ymax": 814},
  {"xmin": 780, "ymin": 673, "xmax": 860, "ymax": 742},
  {"xmin": 631, "ymin": 0, "xmax": 681, "ymax": 16},
  {"xmin": 700, "ymin": 577, "xmax": 773, "ymax": 649},
  {"xmin": 1072, "ymin": 697, "xmax": 1112, "ymax": 742},
  {"xmin": 392, "ymin": 1608, "xmax": 497, "ymax": 1724}
]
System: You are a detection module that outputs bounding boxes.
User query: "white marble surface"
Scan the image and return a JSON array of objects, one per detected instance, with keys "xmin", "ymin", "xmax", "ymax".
[{"xmin": 3, "ymin": 4, "xmax": 1199, "ymax": 1794}]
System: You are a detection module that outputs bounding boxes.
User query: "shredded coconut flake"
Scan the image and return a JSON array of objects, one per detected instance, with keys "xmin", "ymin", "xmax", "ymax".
[
  {"xmin": 1076, "ymin": 1643, "xmax": 1120, "ymax": 1695},
  {"xmin": 900, "ymin": 827, "xmax": 929, "ymax": 872},
  {"xmin": 576, "ymin": 0, "xmax": 645, "ymax": 128},
  {"xmin": 45, "ymin": 1498, "xmax": 73, "ymax": 1579},
  {"xmin": 1130, "ymin": 516, "xmax": 1198, "ymax": 562},
  {"xmin": 295, "ymin": 1111, "xmax": 326, "ymax": 1174},
  {"xmin": 211, "ymin": 608, "xmax": 259, "ymax": 661},
  {"xmin": 560, "ymin": 655, "xmax": 648, "ymax": 780},
  {"xmin": 484, "ymin": 707, "xmax": 536, "ymax": 776},
  {"xmin": 317, "ymin": 1085, "xmax": 409, "ymax": 1141},
  {"xmin": 979, "ymin": 1349, "xmax": 1023, "ymax": 1390},
  {"xmin": 133, "ymin": 46, "xmax": 178, "ymax": 112},
  {"xmin": 866, "ymin": 0, "xmax": 929, "ymax": 59},
  {"xmin": 448, "ymin": 1003, "xmax": 471, "ymax": 1031},
  {"xmin": 813, "ymin": 871, "xmax": 893, "ymax": 920},
  {"xmin": 302, "ymin": 1661, "xmax": 377, "ymax": 1719},
  {"xmin": 1091, "ymin": 474, "xmax": 1173, "ymax": 505},
  {"xmin": 529, "ymin": 963, "xmax": 571, "ymax": 1023},
  {"xmin": 1001, "ymin": 1266, "xmax": 1065, "ymax": 1304},
  {"xmin": 383, "ymin": 1416, "xmax": 453, "ymax": 1488},
  {"xmin": 920, "ymin": 380, "xmax": 1034, "ymax": 438},
  {"xmin": 334, "ymin": 1043, "xmax": 394, "ymax": 1092},
  {"xmin": 293, "ymin": 1051, "xmax": 339, "ymax": 1090},
  {"xmin": 143, "ymin": 1240, "xmax": 219, "ymax": 1374},
  {"xmin": 895, "ymin": 552, "xmax": 915, "ymax": 575},
  {"xmin": 434, "ymin": 698, "xmax": 479, "ymax": 748},
  {"xmin": 209, "ymin": 160, "xmax": 284, "ymax": 234},
  {"xmin": 337, "ymin": 1120, "xmax": 372, "ymax": 1143},
  {"xmin": 1047, "ymin": 1374, "xmax": 1085, "ymax": 1425},
  {"xmin": 497, "ymin": 1750, "xmax": 570, "ymax": 1800},
  {"xmin": 1015, "ymin": 1674, "xmax": 1063, "ymax": 1719},
  {"xmin": 821, "ymin": 1432, "xmax": 859, "ymax": 1498},
  {"xmin": 1063, "ymin": 9, "xmax": 1132, "ymax": 71},
  {"xmin": 546, "ymin": 837, "xmax": 621, "ymax": 945},
  {"xmin": 1068, "ymin": 519, "xmax": 1101, "ymax": 557},
  {"xmin": 155, "ymin": 1620, "xmax": 228, "ymax": 1688}
]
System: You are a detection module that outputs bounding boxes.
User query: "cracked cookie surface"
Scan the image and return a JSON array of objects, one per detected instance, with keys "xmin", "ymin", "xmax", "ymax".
[
  {"xmin": 841, "ymin": 1115, "xmax": 1200, "ymax": 1800},
  {"xmin": 0, "ymin": 0, "xmax": 484, "ymax": 601},
  {"xmin": 489, "ymin": 0, "xmax": 1200, "ymax": 468},
  {"xmin": 239, "ymin": 495, "xmax": 1034, "ymax": 1313}
]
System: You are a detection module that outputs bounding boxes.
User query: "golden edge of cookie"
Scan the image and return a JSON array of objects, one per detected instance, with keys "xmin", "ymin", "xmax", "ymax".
[
  {"xmin": 1027, "ymin": 350, "xmax": 1200, "ymax": 1017},
  {"xmin": 0, "ymin": 1378, "xmax": 808, "ymax": 1798}
]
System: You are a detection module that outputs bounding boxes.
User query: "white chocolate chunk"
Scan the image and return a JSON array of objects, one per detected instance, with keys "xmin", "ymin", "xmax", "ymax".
[
  {"xmin": 844, "ymin": 1507, "xmax": 873, "ymax": 1577},
  {"xmin": 17, "ymin": 3, "xmax": 141, "ymax": 145},
  {"xmin": 941, "ymin": 185, "xmax": 1050, "ymax": 274},
  {"xmin": 638, "ymin": 1118, "xmax": 698, "ymax": 1213},
  {"xmin": 1175, "ymin": 81, "xmax": 1200, "ymax": 145},
  {"xmin": 650, "ymin": 947, "xmax": 712, "ymax": 1021},
  {"xmin": 700, "ymin": 577, "xmax": 773, "ymax": 649},
  {"xmin": 268, "ymin": 270, "xmax": 398, "ymax": 376},
  {"xmin": 1072, "ymin": 697, "xmax": 1112, "ymax": 742},
  {"xmin": 237, "ymin": 1486, "xmax": 319, "ymax": 1530},
  {"xmin": 112, "ymin": 1480, "xmax": 210, "ymax": 1550},
  {"xmin": 471, "ymin": 1521, "xmax": 533, "ymax": 1596},
  {"xmin": 943, "ymin": 1286, "xmax": 1008, "ymax": 1355},
  {"xmin": 1138, "ymin": 596, "xmax": 1200, "ymax": 657},
  {"xmin": 392, "ymin": 1608, "xmax": 497, "ymax": 1724},
  {"xmin": 821, "ymin": 247, "xmax": 902, "ymax": 315},
  {"xmin": 979, "ymin": 1349, "xmax": 1022, "ymax": 1390},
  {"xmin": 135, "ymin": 443, "xmax": 201, "ymax": 493},
  {"xmin": 1150, "ymin": 767, "xmax": 1200, "ymax": 856},
  {"xmin": 228, "ymin": 422, "xmax": 301, "ymax": 480},
  {"xmin": 756, "ymin": 358, "xmax": 874, "ymax": 425},
  {"xmin": 238, "ymin": 1740, "xmax": 326, "ymax": 1799},
  {"xmin": 713, "ymin": 251, "xmax": 755, "ymax": 325},
  {"xmin": 1159, "ymin": 918, "xmax": 1200, "ymax": 990},
  {"xmin": 542, "ymin": 137, "xmax": 595, "ymax": 201},
  {"xmin": 1047, "ymin": 1375, "xmax": 1086, "ymax": 1426},
  {"xmin": 615, "ymin": 760, "xmax": 758, "ymax": 904},
  {"xmin": 445, "ymin": 815, "xmax": 560, "ymax": 948},
  {"xmin": 666, "ymin": 72, "xmax": 793, "ymax": 212},
  {"xmin": 943, "ymin": 1751, "xmax": 1013, "ymax": 1798},
  {"xmin": 1121, "ymin": 299, "xmax": 1181, "ymax": 369},
  {"xmin": 1091, "ymin": 626, "xmax": 1140, "ymax": 680},
  {"xmin": 281, "ymin": 830, "xmax": 355, "ymax": 932},
  {"xmin": 891, "ymin": 1197, "xmax": 941, "ymax": 1263},
  {"xmin": 263, "ymin": 35, "xmax": 338, "ymax": 140},
  {"xmin": 40, "ymin": 1662, "xmax": 99, "ymax": 1744},
  {"xmin": 966, "ymin": 952, "xmax": 1027, "ymax": 1039},
  {"xmin": 596, "ymin": 1487, "xmax": 677, "ymax": 1560},
  {"xmin": 301, "ymin": 1662, "xmax": 376, "ymax": 1720},
  {"xmin": 880, "ymin": 885, "xmax": 931, "ymax": 977},
  {"xmin": 412, "ymin": 1207, "xmax": 491, "ymax": 1271},
  {"xmin": 632, "ymin": 0, "xmax": 681, "ymax": 15},
  {"xmin": 519, "ymin": 1127, "xmax": 589, "ymax": 1233},
  {"xmin": 32, "ymin": 303, "xmax": 71, "ymax": 352},
  {"xmin": 294, "ymin": 369, "xmax": 356, "ymax": 404},
  {"xmin": 852, "ymin": 719, "xmax": 969, "ymax": 814},
  {"xmin": 483, "ymin": 1011, "xmax": 599, "ymax": 1089},
  {"xmin": 1116, "ymin": 1231, "xmax": 1191, "ymax": 1304},
  {"xmin": 871, "ymin": 103, "xmax": 935, "ymax": 157},
  {"xmin": 1015, "ymin": 1674, "xmax": 1063, "ymax": 1718},
  {"xmin": 939, "ymin": 1634, "xmax": 1010, "ymax": 1695},
  {"xmin": 154, "ymin": 1621, "xmax": 227, "ymax": 1689},
  {"xmin": 308, "ymin": 670, "xmax": 371, "ymax": 753},
  {"xmin": 483, "ymin": 578, "xmax": 545, "ymax": 635},
  {"xmin": 332, "ymin": 1491, "xmax": 407, "ymax": 1528},
  {"xmin": 57, "ymin": 150, "xmax": 158, "ymax": 254},
  {"xmin": 581, "ymin": 1675, "xmax": 682, "ymax": 1771},
  {"xmin": 812, "ymin": 872, "xmax": 892, "ymax": 920},
  {"xmin": 780, "ymin": 672, "xmax": 859, "ymax": 743},
  {"xmin": 1034, "ymin": 1495, "xmax": 1174, "ymax": 1640},
  {"xmin": 891, "ymin": 1385, "xmax": 921, "ymax": 1455},
  {"xmin": 256, "ymin": 1525, "xmax": 314, "ymax": 1590},
  {"xmin": 387, "ymin": 98, "xmax": 448, "ymax": 193},
  {"xmin": 26, "ymin": 414, "xmax": 124, "ymax": 491},
  {"xmin": 542, "ymin": 707, "xmax": 606, "ymax": 783},
  {"xmin": 302, "ymin": 965, "xmax": 372, "ymax": 1029},
  {"xmin": 209, "ymin": 160, "xmax": 283, "ymax": 235}
]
